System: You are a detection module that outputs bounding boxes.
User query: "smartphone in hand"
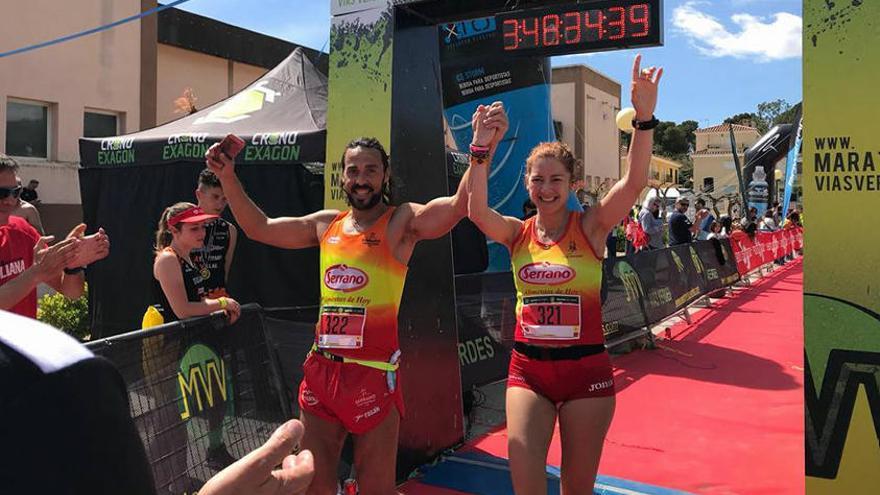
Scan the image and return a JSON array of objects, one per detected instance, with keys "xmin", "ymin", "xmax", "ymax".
[{"xmin": 219, "ymin": 134, "xmax": 246, "ymax": 159}]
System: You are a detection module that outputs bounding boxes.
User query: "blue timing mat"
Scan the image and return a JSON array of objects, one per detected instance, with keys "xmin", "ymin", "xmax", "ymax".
[{"xmin": 418, "ymin": 451, "xmax": 694, "ymax": 495}]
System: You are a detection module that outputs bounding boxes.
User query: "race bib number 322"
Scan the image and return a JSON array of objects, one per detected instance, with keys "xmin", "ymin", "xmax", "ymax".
[
  {"xmin": 319, "ymin": 306, "xmax": 366, "ymax": 348},
  {"xmin": 521, "ymin": 295, "xmax": 581, "ymax": 340}
]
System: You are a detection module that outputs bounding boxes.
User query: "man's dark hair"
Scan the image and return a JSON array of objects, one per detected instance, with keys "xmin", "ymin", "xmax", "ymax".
[
  {"xmin": 198, "ymin": 168, "xmax": 222, "ymax": 189},
  {"xmin": 0, "ymin": 153, "xmax": 19, "ymax": 174},
  {"xmin": 341, "ymin": 137, "xmax": 391, "ymax": 204},
  {"xmin": 341, "ymin": 137, "xmax": 389, "ymax": 171},
  {"xmin": 695, "ymin": 198, "xmax": 706, "ymax": 208}
]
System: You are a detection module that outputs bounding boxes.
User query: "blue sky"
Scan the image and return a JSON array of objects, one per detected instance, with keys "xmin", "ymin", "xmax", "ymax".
[{"xmin": 179, "ymin": 0, "xmax": 802, "ymax": 127}]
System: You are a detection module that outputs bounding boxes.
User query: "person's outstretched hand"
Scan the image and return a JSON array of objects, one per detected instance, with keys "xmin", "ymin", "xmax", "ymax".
[
  {"xmin": 631, "ymin": 54, "xmax": 663, "ymax": 121},
  {"xmin": 198, "ymin": 420, "xmax": 314, "ymax": 495},
  {"xmin": 205, "ymin": 143, "xmax": 237, "ymax": 182}
]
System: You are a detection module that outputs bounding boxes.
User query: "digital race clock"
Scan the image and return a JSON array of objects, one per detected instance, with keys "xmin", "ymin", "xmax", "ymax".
[{"xmin": 497, "ymin": 0, "xmax": 663, "ymax": 56}]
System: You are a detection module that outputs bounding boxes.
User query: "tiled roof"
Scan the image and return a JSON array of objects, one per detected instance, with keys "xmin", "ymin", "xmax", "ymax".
[
  {"xmin": 692, "ymin": 149, "xmax": 736, "ymax": 156},
  {"xmin": 694, "ymin": 123, "xmax": 759, "ymax": 134}
]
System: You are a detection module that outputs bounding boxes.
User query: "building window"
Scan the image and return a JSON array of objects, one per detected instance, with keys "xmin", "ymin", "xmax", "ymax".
[
  {"xmin": 84, "ymin": 111, "xmax": 119, "ymax": 138},
  {"xmin": 703, "ymin": 177, "xmax": 715, "ymax": 193},
  {"xmin": 6, "ymin": 100, "xmax": 49, "ymax": 158}
]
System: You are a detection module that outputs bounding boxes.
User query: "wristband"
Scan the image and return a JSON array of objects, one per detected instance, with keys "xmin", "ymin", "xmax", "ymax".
[
  {"xmin": 63, "ymin": 267, "xmax": 84, "ymax": 275},
  {"xmin": 632, "ymin": 115, "xmax": 660, "ymax": 131},
  {"xmin": 218, "ymin": 297, "xmax": 228, "ymax": 309},
  {"xmin": 469, "ymin": 143, "xmax": 491, "ymax": 159}
]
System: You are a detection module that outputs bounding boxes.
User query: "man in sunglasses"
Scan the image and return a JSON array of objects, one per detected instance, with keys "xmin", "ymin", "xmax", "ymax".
[
  {"xmin": 0, "ymin": 154, "xmax": 109, "ymax": 318},
  {"xmin": 13, "ymin": 177, "xmax": 45, "ymax": 234}
]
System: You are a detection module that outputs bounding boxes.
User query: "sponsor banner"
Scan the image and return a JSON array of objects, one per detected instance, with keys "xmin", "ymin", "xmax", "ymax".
[
  {"xmin": 600, "ymin": 257, "xmax": 651, "ymax": 342},
  {"xmin": 324, "ymin": 5, "xmax": 394, "ymax": 208},
  {"xmin": 454, "ymin": 272, "xmax": 516, "ymax": 391},
  {"xmin": 86, "ymin": 306, "xmax": 287, "ymax": 495},
  {"xmin": 729, "ymin": 231, "xmax": 763, "ymax": 275},
  {"xmin": 792, "ymin": 227, "xmax": 803, "ymax": 251},
  {"xmin": 331, "ymin": 0, "xmax": 423, "ymax": 16},
  {"xmin": 782, "ymin": 117, "xmax": 803, "ymax": 219},
  {"xmin": 439, "ymin": 16, "xmax": 578, "ymax": 272},
  {"xmin": 729, "ymin": 230, "xmax": 800, "ymax": 276},
  {"xmin": 692, "ymin": 239, "xmax": 739, "ymax": 292},
  {"xmin": 331, "ymin": 0, "xmax": 387, "ymax": 16},
  {"xmin": 805, "ymin": 2, "xmax": 880, "ymax": 488}
]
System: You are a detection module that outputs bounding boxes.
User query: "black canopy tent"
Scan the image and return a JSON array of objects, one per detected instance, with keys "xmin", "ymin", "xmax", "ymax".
[{"xmin": 79, "ymin": 48, "xmax": 327, "ymax": 338}]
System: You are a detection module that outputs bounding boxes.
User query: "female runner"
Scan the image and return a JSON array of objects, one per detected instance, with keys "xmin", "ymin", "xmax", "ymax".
[
  {"xmin": 153, "ymin": 202, "xmax": 241, "ymax": 323},
  {"xmin": 467, "ymin": 55, "xmax": 662, "ymax": 494}
]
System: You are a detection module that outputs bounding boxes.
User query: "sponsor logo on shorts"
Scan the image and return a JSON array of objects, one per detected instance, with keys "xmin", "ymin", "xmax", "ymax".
[
  {"xmin": 301, "ymin": 388, "xmax": 319, "ymax": 407},
  {"xmin": 355, "ymin": 388, "xmax": 377, "ymax": 408},
  {"xmin": 324, "ymin": 264, "xmax": 369, "ymax": 292},
  {"xmin": 517, "ymin": 262, "xmax": 576, "ymax": 285},
  {"xmin": 354, "ymin": 406, "xmax": 381, "ymax": 423},
  {"xmin": 587, "ymin": 379, "xmax": 614, "ymax": 393}
]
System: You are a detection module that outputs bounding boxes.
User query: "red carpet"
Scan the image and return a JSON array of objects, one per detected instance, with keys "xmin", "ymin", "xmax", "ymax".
[{"xmin": 404, "ymin": 260, "xmax": 804, "ymax": 494}]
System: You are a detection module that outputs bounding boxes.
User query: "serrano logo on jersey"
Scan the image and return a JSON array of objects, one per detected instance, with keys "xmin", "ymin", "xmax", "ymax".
[
  {"xmin": 324, "ymin": 264, "xmax": 369, "ymax": 292},
  {"xmin": 517, "ymin": 262, "xmax": 576, "ymax": 285}
]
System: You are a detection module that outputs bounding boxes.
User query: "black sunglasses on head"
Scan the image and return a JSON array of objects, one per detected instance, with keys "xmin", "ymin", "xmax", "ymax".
[{"xmin": 0, "ymin": 186, "xmax": 22, "ymax": 200}]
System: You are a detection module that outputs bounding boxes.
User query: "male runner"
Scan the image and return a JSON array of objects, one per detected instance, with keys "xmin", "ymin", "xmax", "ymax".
[
  {"xmin": 205, "ymin": 126, "xmax": 499, "ymax": 494},
  {"xmin": 192, "ymin": 168, "xmax": 238, "ymax": 298}
]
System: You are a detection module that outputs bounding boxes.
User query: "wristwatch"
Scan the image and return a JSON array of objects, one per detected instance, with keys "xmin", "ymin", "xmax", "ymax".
[
  {"xmin": 632, "ymin": 115, "xmax": 660, "ymax": 130},
  {"xmin": 63, "ymin": 266, "xmax": 85, "ymax": 275}
]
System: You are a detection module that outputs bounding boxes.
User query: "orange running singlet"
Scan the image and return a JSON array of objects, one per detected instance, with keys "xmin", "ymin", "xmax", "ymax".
[
  {"xmin": 510, "ymin": 211, "xmax": 604, "ymax": 345},
  {"xmin": 317, "ymin": 208, "xmax": 408, "ymax": 361}
]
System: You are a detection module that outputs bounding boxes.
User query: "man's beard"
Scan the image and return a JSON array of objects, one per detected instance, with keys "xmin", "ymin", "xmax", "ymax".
[{"xmin": 345, "ymin": 186, "xmax": 383, "ymax": 211}]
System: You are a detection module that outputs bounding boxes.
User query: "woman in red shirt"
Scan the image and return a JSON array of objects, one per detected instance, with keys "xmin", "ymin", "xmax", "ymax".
[{"xmin": 467, "ymin": 55, "xmax": 662, "ymax": 494}]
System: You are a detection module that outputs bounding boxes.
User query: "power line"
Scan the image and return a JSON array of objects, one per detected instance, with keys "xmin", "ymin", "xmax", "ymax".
[{"xmin": 0, "ymin": 0, "xmax": 192, "ymax": 59}]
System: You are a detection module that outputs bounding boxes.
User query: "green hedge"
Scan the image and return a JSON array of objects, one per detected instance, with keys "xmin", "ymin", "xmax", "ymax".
[{"xmin": 37, "ymin": 285, "xmax": 90, "ymax": 341}]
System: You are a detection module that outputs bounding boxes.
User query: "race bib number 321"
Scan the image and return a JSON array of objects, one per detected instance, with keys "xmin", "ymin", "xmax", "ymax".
[
  {"xmin": 319, "ymin": 306, "xmax": 366, "ymax": 348},
  {"xmin": 521, "ymin": 295, "xmax": 581, "ymax": 340}
]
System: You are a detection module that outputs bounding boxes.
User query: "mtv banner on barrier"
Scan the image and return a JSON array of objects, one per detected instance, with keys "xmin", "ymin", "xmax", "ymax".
[{"xmin": 87, "ymin": 306, "xmax": 287, "ymax": 494}]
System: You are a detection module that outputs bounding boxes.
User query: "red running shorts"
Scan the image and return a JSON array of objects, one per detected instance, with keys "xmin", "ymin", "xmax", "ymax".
[
  {"xmin": 298, "ymin": 352, "xmax": 405, "ymax": 435},
  {"xmin": 507, "ymin": 349, "xmax": 615, "ymax": 405}
]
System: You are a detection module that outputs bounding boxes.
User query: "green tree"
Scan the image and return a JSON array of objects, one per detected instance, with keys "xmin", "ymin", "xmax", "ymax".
[
  {"xmin": 773, "ymin": 101, "xmax": 802, "ymax": 126},
  {"xmin": 755, "ymin": 99, "xmax": 792, "ymax": 133},
  {"xmin": 660, "ymin": 126, "xmax": 689, "ymax": 155},
  {"xmin": 679, "ymin": 120, "xmax": 699, "ymax": 150},
  {"xmin": 724, "ymin": 112, "xmax": 759, "ymax": 128}
]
